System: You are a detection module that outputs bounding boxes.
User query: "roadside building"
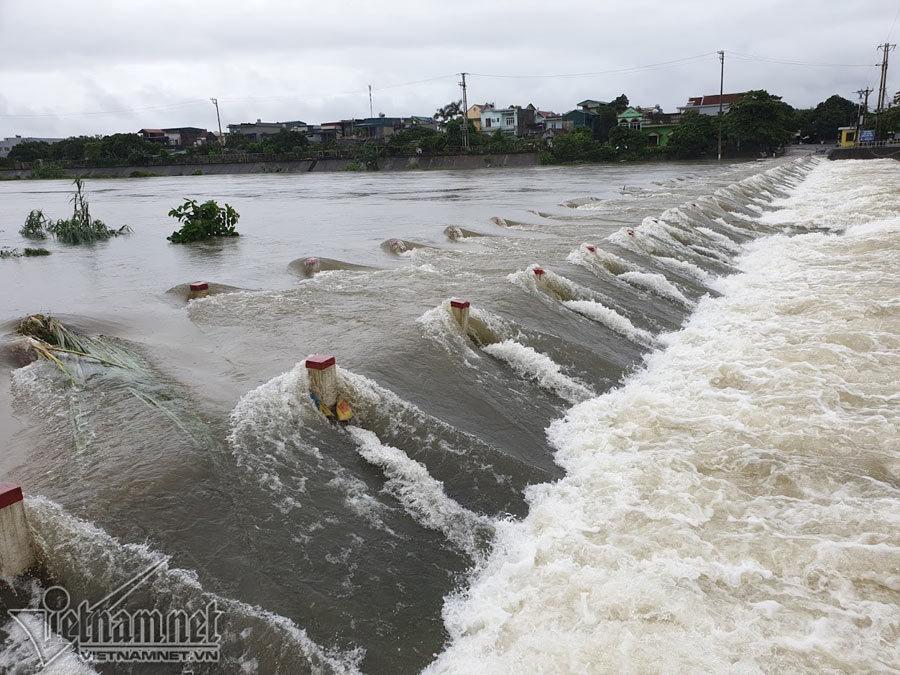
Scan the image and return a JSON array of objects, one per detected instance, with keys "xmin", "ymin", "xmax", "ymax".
[
  {"xmin": 838, "ymin": 126, "xmax": 858, "ymax": 148},
  {"xmin": 678, "ymin": 93, "xmax": 745, "ymax": 116}
]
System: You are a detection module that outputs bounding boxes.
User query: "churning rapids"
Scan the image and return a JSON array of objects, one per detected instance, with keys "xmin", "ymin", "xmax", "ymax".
[{"xmin": 0, "ymin": 154, "xmax": 897, "ymax": 673}]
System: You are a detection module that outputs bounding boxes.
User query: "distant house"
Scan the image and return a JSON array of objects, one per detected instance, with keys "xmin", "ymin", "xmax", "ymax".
[
  {"xmin": 227, "ymin": 119, "xmax": 308, "ymax": 141},
  {"xmin": 467, "ymin": 103, "xmax": 494, "ymax": 132},
  {"xmin": 678, "ymin": 93, "xmax": 745, "ymax": 116},
  {"xmin": 480, "ymin": 105, "xmax": 535, "ymax": 136},
  {"xmin": 0, "ymin": 135, "xmax": 64, "ymax": 158},
  {"xmin": 162, "ymin": 127, "xmax": 208, "ymax": 148},
  {"xmin": 616, "ymin": 107, "xmax": 644, "ymax": 129},
  {"xmin": 139, "ymin": 129, "xmax": 167, "ymax": 144},
  {"xmin": 562, "ymin": 109, "xmax": 600, "ymax": 134},
  {"xmin": 577, "ymin": 99, "xmax": 609, "ymax": 113},
  {"xmin": 615, "ymin": 107, "xmax": 679, "ymax": 147},
  {"xmin": 350, "ymin": 115, "xmax": 439, "ymax": 140},
  {"xmin": 533, "ymin": 110, "xmax": 560, "ymax": 129}
]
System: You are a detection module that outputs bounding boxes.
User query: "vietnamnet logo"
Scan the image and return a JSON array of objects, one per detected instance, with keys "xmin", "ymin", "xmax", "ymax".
[{"xmin": 8, "ymin": 560, "xmax": 221, "ymax": 668}]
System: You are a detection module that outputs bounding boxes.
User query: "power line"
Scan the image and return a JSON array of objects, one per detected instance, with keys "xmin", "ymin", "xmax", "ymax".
[
  {"xmin": 469, "ymin": 52, "xmax": 717, "ymax": 79},
  {"xmin": 0, "ymin": 75, "xmax": 460, "ymax": 120},
  {"xmin": 728, "ymin": 51, "xmax": 878, "ymax": 68}
]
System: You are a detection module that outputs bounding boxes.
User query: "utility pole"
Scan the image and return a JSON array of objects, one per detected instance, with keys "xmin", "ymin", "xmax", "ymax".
[
  {"xmin": 459, "ymin": 72, "xmax": 470, "ymax": 152},
  {"xmin": 855, "ymin": 87, "xmax": 873, "ymax": 136},
  {"xmin": 875, "ymin": 43, "xmax": 896, "ymax": 112},
  {"xmin": 368, "ymin": 85, "xmax": 374, "ymax": 118},
  {"xmin": 210, "ymin": 98, "xmax": 224, "ymax": 148},
  {"xmin": 717, "ymin": 50, "xmax": 725, "ymax": 161}
]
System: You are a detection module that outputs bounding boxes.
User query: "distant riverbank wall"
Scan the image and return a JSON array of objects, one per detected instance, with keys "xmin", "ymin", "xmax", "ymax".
[
  {"xmin": 828, "ymin": 145, "xmax": 900, "ymax": 160},
  {"xmin": 0, "ymin": 152, "xmax": 541, "ymax": 179}
]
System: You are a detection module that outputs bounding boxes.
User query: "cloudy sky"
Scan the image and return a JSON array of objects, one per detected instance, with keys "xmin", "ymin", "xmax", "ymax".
[{"xmin": 1, "ymin": 0, "xmax": 897, "ymax": 138}]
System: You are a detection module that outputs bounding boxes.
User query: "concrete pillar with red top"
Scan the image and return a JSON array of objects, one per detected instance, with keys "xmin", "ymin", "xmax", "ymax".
[
  {"xmin": 449, "ymin": 299, "xmax": 470, "ymax": 332},
  {"xmin": 188, "ymin": 282, "xmax": 209, "ymax": 300},
  {"xmin": 0, "ymin": 483, "xmax": 35, "ymax": 577},
  {"xmin": 306, "ymin": 354, "xmax": 338, "ymax": 410}
]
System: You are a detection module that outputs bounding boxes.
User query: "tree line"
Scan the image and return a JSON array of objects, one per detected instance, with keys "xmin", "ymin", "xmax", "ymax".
[{"xmin": 4, "ymin": 91, "xmax": 898, "ymax": 171}]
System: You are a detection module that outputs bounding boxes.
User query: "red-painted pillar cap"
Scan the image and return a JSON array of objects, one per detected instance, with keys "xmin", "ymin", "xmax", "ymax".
[
  {"xmin": 305, "ymin": 354, "xmax": 336, "ymax": 370},
  {"xmin": 189, "ymin": 282, "xmax": 209, "ymax": 292},
  {"xmin": 586, "ymin": 244, "xmax": 596, "ymax": 252},
  {"xmin": 0, "ymin": 483, "xmax": 24, "ymax": 509},
  {"xmin": 450, "ymin": 299, "xmax": 470, "ymax": 309},
  {"xmin": 533, "ymin": 267, "xmax": 545, "ymax": 276},
  {"xmin": 305, "ymin": 257, "xmax": 319, "ymax": 265}
]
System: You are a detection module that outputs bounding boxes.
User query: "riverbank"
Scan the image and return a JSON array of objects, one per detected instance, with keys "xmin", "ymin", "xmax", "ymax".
[
  {"xmin": 828, "ymin": 145, "xmax": 900, "ymax": 160},
  {"xmin": 0, "ymin": 152, "xmax": 540, "ymax": 179}
]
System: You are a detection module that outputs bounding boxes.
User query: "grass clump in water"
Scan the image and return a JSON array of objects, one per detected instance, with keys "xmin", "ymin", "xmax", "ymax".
[
  {"xmin": 19, "ymin": 179, "xmax": 130, "ymax": 244},
  {"xmin": 20, "ymin": 209, "xmax": 49, "ymax": 239},
  {"xmin": 46, "ymin": 178, "xmax": 131, "ymax": 244},
  {"xmin": 167, "ymin": 198, "xmax": 239, "ymax": 244}
]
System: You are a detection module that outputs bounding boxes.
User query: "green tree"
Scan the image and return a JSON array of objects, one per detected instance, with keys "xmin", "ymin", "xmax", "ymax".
[
  {"xmin": 878, "ymin": 105, "xmax": 900, "ymax": 138},
  {"xmin": 666, "ymin": 111, "xmax": 717, "ymax": 159},
  {"xmin": 543, "ymin": 128, "xmax": 606, "ymax": 163},
  {"xmin": 434, "ymin": 101, "xmax": 463, "ymax": 123},
  {"xmin": 725, "ymin": 90, "xmax": 794, "ymax": 154},
  {"xmin": 8, "ymin": 141, "xmax": 52, "ymax": 162},
  {"xmin": 797, "ymin": 94, "xmax": 857, "ymax": 143},
  {"xmin": 261, "ymin": 129, "xmax": 309, "ymax": 154},
  {"xmin": 608, "ymin": 126, "xmax": 648, "ymax": 158},
  {"xmin": 611, "ymin": 94, "xmax": 630, "ymax": 113}
]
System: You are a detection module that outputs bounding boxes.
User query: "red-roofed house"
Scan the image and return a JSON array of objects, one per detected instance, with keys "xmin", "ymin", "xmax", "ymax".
[{"xmin": 678, "ymin": 93, "xmax": 745, "ymax": 116}]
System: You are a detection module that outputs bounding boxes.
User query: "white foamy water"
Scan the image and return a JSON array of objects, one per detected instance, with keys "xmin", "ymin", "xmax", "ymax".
[
  {"xmin": 617, "ymin": 270, "xmax": 693, "ymax": 306},
  {"xmin": 562, "ymin": 300, "xmax": 656, "ymax": 346},
  {"xmin": 481, "ymin": 340, "xmax": 594, "ymax": 404},
  {"xmin": 348, "ymin": 427, "xmax": 493, "ymax": 558},
  {"xmin": 429, "ymin": 160, "xmax": 900, "ymax": 673}
]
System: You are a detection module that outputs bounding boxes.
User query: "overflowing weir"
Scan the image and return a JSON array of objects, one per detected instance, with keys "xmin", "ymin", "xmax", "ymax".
[{"xmin": 3, "ymin": 154, "xmax": 895, "ymax": 673}]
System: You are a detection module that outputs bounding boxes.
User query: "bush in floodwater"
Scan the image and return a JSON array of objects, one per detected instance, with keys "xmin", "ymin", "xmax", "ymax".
[
  {"xmin": 20, "ymin": 209, "xmax": 49, "ymax": 239},
  {"xmin": 167, "ymin": 198, "xmax": 239, "ymax": 244},
  {"xmin": 1, "ymin": 247, "xmax": 52, "ymax": 259},
  {"xmin": 46, "ymin": 178, "xmax": 131, "ymax": 244}
]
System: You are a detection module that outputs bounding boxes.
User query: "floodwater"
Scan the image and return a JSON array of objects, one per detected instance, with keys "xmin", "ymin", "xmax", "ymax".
[{"xmin": 0, "ymin": 153, "xmax": 897, "ymax": 673}]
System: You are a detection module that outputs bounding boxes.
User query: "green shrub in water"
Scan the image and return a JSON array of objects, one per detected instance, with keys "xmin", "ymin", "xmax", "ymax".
[{"xmin": 167, "ymin": 198, "xmax": 240, "ymax": 244}]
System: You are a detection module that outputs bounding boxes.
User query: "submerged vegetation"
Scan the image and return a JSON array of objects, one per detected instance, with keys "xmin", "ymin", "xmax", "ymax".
[
  {"xmin": 167, "ymin": 198, "xmax": 240, "ymax": 243},
  {"xmin": 20, "ymin": 209, "xmax": 49, "ymax": 239},
  {"xmin": 15, "ymin": 314, "xmax": 122, "ymax": 383},
  {"xmin": 1, "ymin": 247, "xmax": 51, "ymax": 258},
  {"xmin": 19, "ymin": 178, "xmax": 130, "ymax": 244}
]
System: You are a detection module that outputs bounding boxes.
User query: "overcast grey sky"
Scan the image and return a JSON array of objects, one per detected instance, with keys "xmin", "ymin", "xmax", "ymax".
[{"xmin": 1, "ymin": 0, "xmax": 897, "ymax": 138}]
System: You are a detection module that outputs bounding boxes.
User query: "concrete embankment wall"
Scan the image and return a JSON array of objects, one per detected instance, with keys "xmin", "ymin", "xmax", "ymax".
[
  {"xmin": 0, "ymin": 153, "xmax": 541, "ymax": 180},
  {"xmin": 828, "ymin": 146, "xmax": 900, "ymax": 160}
]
